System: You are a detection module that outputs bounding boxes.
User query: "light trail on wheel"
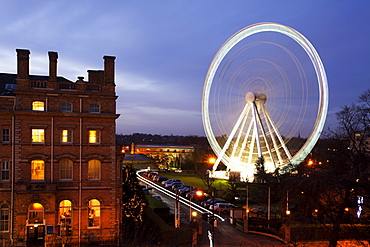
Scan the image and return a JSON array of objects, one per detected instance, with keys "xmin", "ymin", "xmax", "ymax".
[{"xmin": 202, "ymin": 22, "xmax": 328, "ymax": 182}]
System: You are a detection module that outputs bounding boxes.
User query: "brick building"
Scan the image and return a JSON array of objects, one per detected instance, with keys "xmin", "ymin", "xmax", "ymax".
[{"xmin": 0, "ymin": 49, "xmax": 122, "ymax": 246}]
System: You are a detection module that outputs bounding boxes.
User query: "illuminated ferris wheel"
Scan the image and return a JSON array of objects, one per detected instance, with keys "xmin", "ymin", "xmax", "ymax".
[{"xmin": 202, "ymin": 22, "xmax": 328, "ymax": 182}]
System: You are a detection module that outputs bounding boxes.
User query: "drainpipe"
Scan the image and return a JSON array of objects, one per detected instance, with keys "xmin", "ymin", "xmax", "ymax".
[
  {"xmin": 10, "ymin": 114, "xmax": 15, "ymax": 245},
  {"xmin": 78, "ymin": 97, "xmax": 83, "ymax": 246}
]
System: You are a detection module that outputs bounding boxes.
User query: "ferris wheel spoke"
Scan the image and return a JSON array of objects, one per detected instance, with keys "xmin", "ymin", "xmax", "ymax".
[{"xmin": 212, "ymin": 103, "xmax": 249, "ymax": 172}]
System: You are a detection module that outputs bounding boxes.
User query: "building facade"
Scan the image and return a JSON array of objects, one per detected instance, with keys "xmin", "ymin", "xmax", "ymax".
[{"xmin": 0, "ymin": 49, "xmax": 122, "ymax": 246}]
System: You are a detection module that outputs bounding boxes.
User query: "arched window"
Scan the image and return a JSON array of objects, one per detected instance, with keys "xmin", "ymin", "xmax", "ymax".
[
  {"xmin": 60, "ymin": 159, "xmax": 72, "ymax": 180},
  {"xmin": 59, "ymin": 200, "xmax": 72, "ymax": 224},
  {"xmin": 61, "ymin": 103, "xmax": 72, "ymax": 112},
  {"xmin": 88, "ymin": 199, "xmax": 100, "ymax": 227},
  {"xmin": 0, "ymin": 204, "xmax": 9, "ymax": 232},
  {"xmin": 31, "ymin": 160, "xmax": 44, "ymax": 180},
  {"xmin": 32, "ymin": 101, "xmax": 44, "ymax": 111},
  {"xmin": 88, "ymin": 160, "xmax": 100, "ymax": 180},
  {"xmin": 28, "ymin": 203, "xmax": 44, "ymax": 224},
  {"xmin": 89, "ymin": 104, "xmax": 100, "ymax": 113}
]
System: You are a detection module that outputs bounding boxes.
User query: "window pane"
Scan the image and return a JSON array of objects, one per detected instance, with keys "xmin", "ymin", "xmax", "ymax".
[
  {"xmin": 1, "ymin": 161, "xmax": 10, "ymax": 181},
  {"xmin": 32, "ymin": 129, "xmax": 44, "ymax": 143},
  {"xmin": 32, "ymin": 101, "xmax": 44, "ymax": 111},
  {"xmin": 88, "ymin": 130, "xmax": 99, "ymax": 144},
  {"xmin": 2, "ymin": 129, "xmax": 10, "ymax": 143},
  {"xmin": 89, "ymin": 104, "xmax": 100, "ymax": 113},
  {"xmin": 61, "ymin": 129, "xmax": 72, "ymax": 143},
  {"xmin": 61, "ymin": 103, "xmax": 72, "ymax": 112},
  {"xmin": 88, "ymin": 160, "xmax": 100, "ymax": 180},
  {"xmin": 31, "ymin": 160, "xmax": 44, "ymax": 180},
  {"xmin": 88, "ymin": 199, "xmax": 100, "ymax": 227},
  {"xmin": 59, "ymin": 200, "xmax": 72, "ymax": 224},
  {"xmin": 60, "ymin": 159, "xmax": 72, "ymax": 180},
  {"xmin": 0, "ymin": 205, "xmax": 9, "ymax": 232}
]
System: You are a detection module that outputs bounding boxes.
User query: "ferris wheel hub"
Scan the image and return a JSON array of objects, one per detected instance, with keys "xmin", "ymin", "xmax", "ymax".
[{"xmin": 245, "ymin": 92, "xmax": 255, "ymax": 103}]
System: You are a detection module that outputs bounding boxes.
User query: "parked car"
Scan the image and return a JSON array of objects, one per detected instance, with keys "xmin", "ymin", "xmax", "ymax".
[
  {"xmin": 210, "ymin": 203, "xmax": 237, "ymax": 214},
  {"xmin": 177, "ymin": 185, "xmax": 195, "ymax": 195},
  {"xmin": 201, "ymin": 198, "xmax": 226, "ymax": 208},
  {"xmin": 152, "ymin": 195, "xmax": 163, "ymax": 202},
  {"xmin": 163, "ymin": 179, "xmax": 182, "ymax": 186},
  {"xmin": 171, "ymin": 182, "xmax": 184, "ymax": 190},
  {"xmin": 154, "ymin": 175, "xmax": 168, "ymax": 182}
]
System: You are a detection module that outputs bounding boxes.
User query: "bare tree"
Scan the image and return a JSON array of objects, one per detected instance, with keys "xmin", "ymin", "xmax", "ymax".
[{"xmin": 282, "ymin": 89, "xmax": 370, "ymax": 247}]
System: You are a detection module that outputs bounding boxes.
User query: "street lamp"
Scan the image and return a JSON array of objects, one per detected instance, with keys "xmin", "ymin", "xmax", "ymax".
[
  {"xmin": 208, "ymin": 157, "xmax": 216, "ymax": 165},
  {"xmin": 189, "ymin": 190, "xmax": 204, "ymax": 222}
]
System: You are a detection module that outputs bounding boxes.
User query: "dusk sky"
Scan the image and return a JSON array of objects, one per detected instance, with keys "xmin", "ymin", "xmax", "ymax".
[{"xmin": 0, "ymin": 1, "xmax": 369, "ymax": 136}]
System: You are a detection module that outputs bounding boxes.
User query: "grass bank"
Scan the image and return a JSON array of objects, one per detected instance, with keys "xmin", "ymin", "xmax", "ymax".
[{"xmin": 158, "ymin": 172, "xmax": 229, "ymax": 192}]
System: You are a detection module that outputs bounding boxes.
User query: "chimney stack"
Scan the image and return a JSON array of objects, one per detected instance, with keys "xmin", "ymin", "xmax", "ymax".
[
  {"xmin": 16, "ymin": 49, "xmax": 30, "ymax": 80},
  {"xmin": 103, "ymin": 56, "xmax": 116, "ymax": 84},
  {"xmin": 48, "ymin": 51, "xmax": 58, "ymax": 82}
]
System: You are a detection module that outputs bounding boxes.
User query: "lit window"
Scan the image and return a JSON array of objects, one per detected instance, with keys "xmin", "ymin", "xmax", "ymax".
[
  {"xmin": 89, "ymin": 104, "xmax": 100, "ymax": 113},
  {"xmin": 2, "ymin": 129, "xmax": 10, "ymax": 143},
  {"xmin": 61, "ymin": 103, "xmax": 72, "ymax": 112},
  {"xmin": 88, "ymin": 130, "xmax": 100, "ymax": 144},
  {"xmin": 28, "ymin": 203, "xmax": 44, "ymax": 224},
  {"xmin": 1, "ymin": 161, "xmax": 9, "ymax": 181},
  {"xmin": 61, "ymin": 129, "xmax": 72, "ymax": 143},
  {"xmin": 60, "ymin": 159, "xmax": 72, "ymax": 180},
  {"xmin": 31, "ymin": 160, "xmax": 44, "ymax": 180},
  {"xmin": 0, "ymin": 204, "xmax": 9, "ymax": 232},
  {"xmin": 88, "ymin": 199, "xmax": 100, "ymax": 228},
  {"xmin": 32, "ymin": 101, "xmax": 44, "ymax": 111},
  {"xmin": 88, "ymin": 159, "xmax": 100, "ymax": 180},
  {"xmin": 32, "ymin": 129, "xmax": 44, "ymax": 143},
  {"xmin": 59, "ymin": 200, "xmax": 72, "ymax": 224}
]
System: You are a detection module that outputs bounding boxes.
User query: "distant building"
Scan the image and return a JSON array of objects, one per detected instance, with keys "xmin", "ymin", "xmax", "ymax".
[
  {"xmin": 124, "ymin": 143, "xmax": 194, "ymax": 170},
  {"xmin": 122, "ymin": 154, "xmax": 154, "ymax": 170},
  {"xmin": 0, "ymin": 49, "xmax": 122, "ymax": 246}
]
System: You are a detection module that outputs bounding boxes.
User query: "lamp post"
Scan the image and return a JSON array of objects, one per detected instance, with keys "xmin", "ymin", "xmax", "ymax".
[
  {"xmin": 175, "ymin": 190, "xmax": 180, "ymax": 228},
  {"xmin": 211, "ymin": 189, "xmax": 216, "ymax": 247}
]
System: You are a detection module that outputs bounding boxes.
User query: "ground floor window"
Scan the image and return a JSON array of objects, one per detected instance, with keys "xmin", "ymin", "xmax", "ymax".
[
  {"xmin": 59, "ymin": 200, "xmax": 72, "ymax": 224},
  {"xmin": 0, "ymin": 204, "xmax": 9, "ymax": 231},
  {"xmin": 88, "ymin": 199, "xmax": 100, "ymax": 228}
]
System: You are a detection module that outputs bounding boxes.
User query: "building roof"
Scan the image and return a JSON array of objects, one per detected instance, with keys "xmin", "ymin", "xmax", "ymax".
[
  {"xmin": 0, "ymin": 73, "xmax": 72, "ymax": 96},
  {"xmin": 135, "ymin": 144, "xmax": 194, "ymax": 150}
]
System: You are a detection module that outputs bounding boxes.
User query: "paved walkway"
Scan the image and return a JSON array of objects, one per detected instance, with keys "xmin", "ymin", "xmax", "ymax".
[{"xmin": 196, "ymin": 219, "xmax": 288, "ymax": 247}]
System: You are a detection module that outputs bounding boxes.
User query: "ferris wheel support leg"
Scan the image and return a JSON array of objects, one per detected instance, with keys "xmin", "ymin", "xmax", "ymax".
[
  {"xmin": 238, "ymin": 117, "xmax": 254, "ymax": 162},
  {"xmin": 251, "ymin": 102, "xmax": 262, "ymax": 158},
  {"xmin": 255, "ymin": 103, "xmax": 276, "ymax": 169},
  {"xmin": 264, "ymin": 109, "xmax": 292, "ymax": 160},
  {"xmin": 262, "ymin": 106, "xmax": 284, "ymax": 166},
  {"xmin": 212, "ymin": 103, "xmax": 250, "ymax": 172},
  {"xmin": 231, "ymin": 107, "xmax": 250, "ymax": 160}
]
